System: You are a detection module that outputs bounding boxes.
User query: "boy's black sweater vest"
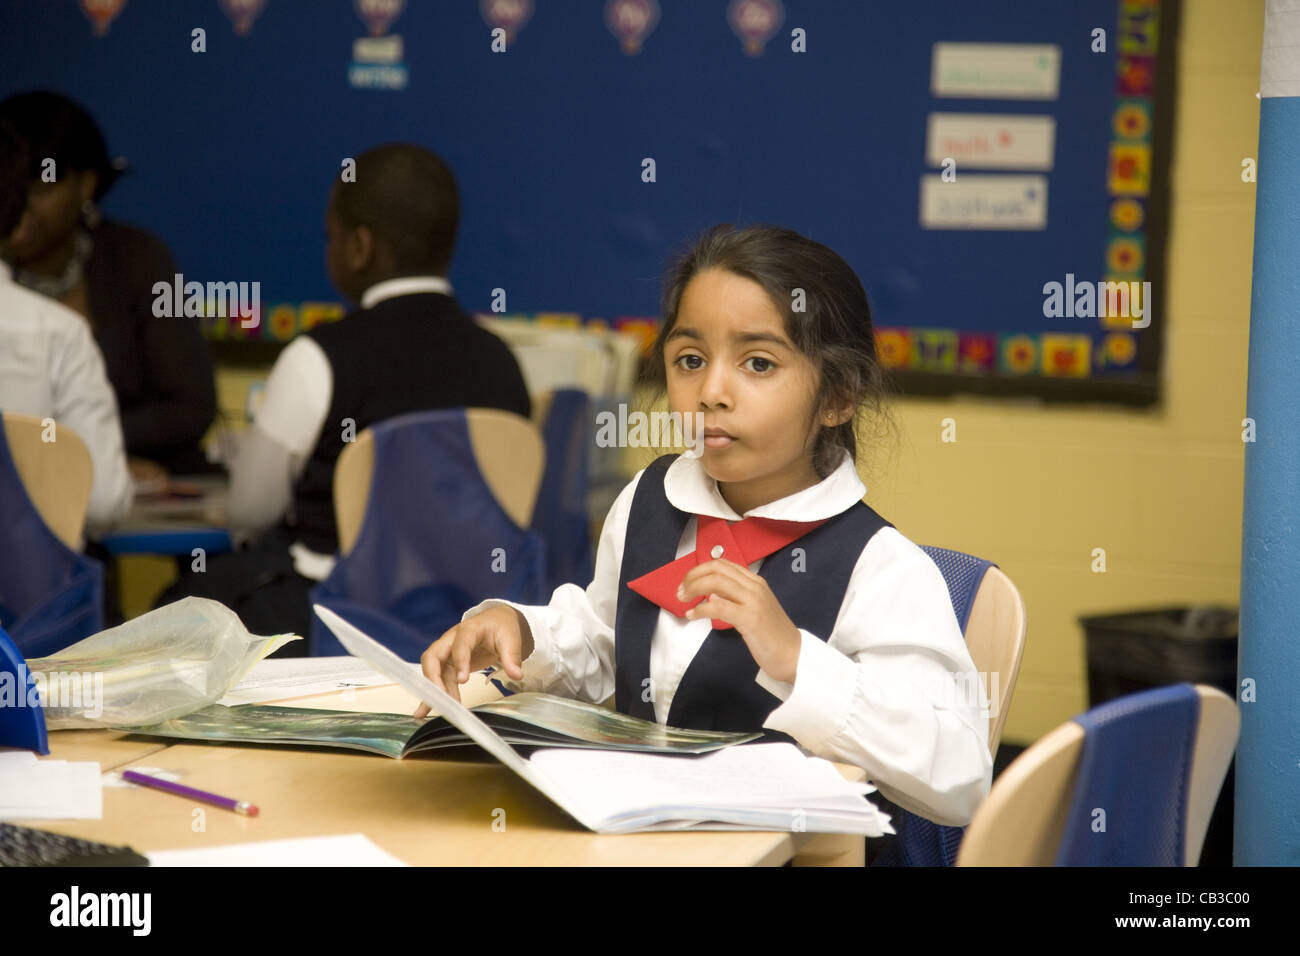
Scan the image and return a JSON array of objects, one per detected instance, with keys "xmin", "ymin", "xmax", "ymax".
[
  {"xmin": 290, "ymin": 293, "xmax": 531, "ymax": 556},
  {"xmin": 613, "ymin": 454, "xmax": 893, "ymax": 735}
]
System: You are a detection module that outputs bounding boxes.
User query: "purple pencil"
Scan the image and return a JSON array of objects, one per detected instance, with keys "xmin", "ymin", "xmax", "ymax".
[{"xmin": 122, "ymin": 770, "xmax": 260, "ymax": 816}]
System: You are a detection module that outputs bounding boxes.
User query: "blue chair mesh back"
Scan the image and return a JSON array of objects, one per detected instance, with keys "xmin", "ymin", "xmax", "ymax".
[
  {"xmin": 0, "ymin": 421, "xmax": 103, "ymax": 658},
  {"xmin": 921, "ymin": 545, "xmax": 992, "ymax": 634},
  {"xmin": 532, "ymin": 389, "xmax": 594, "ymax": 593},
  {"xmin": 309, "ymin": 410, "xmax": 549, "ymax": 661},
  {"xmin": 873, "ymin": 545, "xmax": 996, "ymax": 866},
  {"xmin": 1056, "ymin": 683, "xmax": 1198, "ymax": 866}
]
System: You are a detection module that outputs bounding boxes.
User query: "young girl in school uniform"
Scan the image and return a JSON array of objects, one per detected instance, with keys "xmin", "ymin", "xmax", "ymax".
[{"xmin": 416, "ymin": 224, "xmax": 993, "ymax": 828}]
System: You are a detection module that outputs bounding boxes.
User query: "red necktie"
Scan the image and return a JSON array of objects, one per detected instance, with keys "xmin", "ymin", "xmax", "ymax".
[{"xmin": 627, "ymin": 514, "xmax": 827, "ymax": 629}]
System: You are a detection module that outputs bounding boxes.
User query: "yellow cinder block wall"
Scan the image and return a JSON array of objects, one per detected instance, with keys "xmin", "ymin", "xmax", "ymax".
[{"xmin": 863, "ymin": 0, "xmax": 1263, "ymax": 744}]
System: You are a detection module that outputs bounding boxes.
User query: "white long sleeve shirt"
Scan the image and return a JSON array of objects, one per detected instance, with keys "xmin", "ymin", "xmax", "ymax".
[
  {"xmin": 0, "ymin": 263, "xmax": 133, "ymax": 538},
  {"xmin": 463, "ymin": 450, "xmax": 994, "ymax": 827}
]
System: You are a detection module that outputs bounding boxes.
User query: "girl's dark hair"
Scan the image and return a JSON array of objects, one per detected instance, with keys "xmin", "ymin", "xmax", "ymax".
[
  {"xmin": 640, "ymin": 223, "xmax": 894, "ymax": 479},
  {"xmin": 0, "ymin": 91, "xmax": 123, "ymax": 201}
]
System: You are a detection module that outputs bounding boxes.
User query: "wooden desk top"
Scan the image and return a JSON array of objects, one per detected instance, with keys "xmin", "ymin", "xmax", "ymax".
[
  {"xmin": 31, "ymin": 679, "xmax": 867, "ymax": 866},
  {"xmin": 41, "ymin": 730, "xmax": 172, "ymax": 772}
]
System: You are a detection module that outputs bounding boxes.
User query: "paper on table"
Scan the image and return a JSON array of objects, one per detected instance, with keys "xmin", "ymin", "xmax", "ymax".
[
  {"xmin": 218, "ymin": 656, "xmax": 423, "ymax": 705},
  {"xmin": 147, "ymin": 833, "xmax": 408, "ymax": 867},
  {"xmin": 529, "ymin": 744, "xmax": 878, "ymax": 824},
  {"xmin": 0, "ymin": 750, "xmax": 103, "ymax": 821}
]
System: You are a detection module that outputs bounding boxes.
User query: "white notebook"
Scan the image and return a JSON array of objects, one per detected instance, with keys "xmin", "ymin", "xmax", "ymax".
[{"xmin": 313, "ymin": 605, "xmax": 893, "ymax": 836}]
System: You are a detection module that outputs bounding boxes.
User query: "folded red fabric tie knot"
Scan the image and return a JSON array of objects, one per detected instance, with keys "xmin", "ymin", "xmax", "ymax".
[{"xmin": 626, "ymin": 514, "xmax": 827, "ymax": 629}]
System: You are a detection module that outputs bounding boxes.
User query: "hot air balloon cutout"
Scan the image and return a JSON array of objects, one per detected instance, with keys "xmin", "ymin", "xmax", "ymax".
[
  {"xmin": 727, "ymin": 0, "xmax": 783, "ymax": 57},
  {"xmin": 80, "ymin": 0, "xmax": 126, "ymax": 37},
  {"xmin": 606, "ymin": 0, "xmax": 659, "ymax": 55},
  {"xmin": 480, "ymin": 0, "xmax": 534, "ymax": 47},
  {"xmin": 219, "ymin": 0, "xmax": 266, "ymax": 36},
  {"xmin": 349, "ymin": 0, "xmax": 408, "ymax": 89},
  {"xmin": 355, "ymin": 0, "xmax": 404, "ymax": 37}
]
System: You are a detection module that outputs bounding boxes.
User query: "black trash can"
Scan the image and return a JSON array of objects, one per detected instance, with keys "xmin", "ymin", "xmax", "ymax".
[{"xmin": 1079, "ymin": 606, "xmax": 1238, "ymax": 867}]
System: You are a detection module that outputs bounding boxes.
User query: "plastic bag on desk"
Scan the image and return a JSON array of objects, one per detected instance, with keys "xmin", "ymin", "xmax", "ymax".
[{"xmin": 24, "ymin": 597, "xmax": 298, "ymax": 729}]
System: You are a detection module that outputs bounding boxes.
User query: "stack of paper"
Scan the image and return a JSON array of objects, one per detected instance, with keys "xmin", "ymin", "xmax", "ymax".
[
  {"xmin": 530, "ymin": 743, "xmax": 891, "ymax": 834},
  {"xmin": 0, "ymin": 751, "xmax": 103, "ymax": 821}
]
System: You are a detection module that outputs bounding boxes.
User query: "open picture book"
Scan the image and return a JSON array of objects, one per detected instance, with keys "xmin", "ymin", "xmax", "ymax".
[
  {"xmin": 303, "ymin": 605, "xmax": 894, "ymax": 836},
  {"xmin": 120, "ymin": 692, "xmax": 760, "ymax": 758}
]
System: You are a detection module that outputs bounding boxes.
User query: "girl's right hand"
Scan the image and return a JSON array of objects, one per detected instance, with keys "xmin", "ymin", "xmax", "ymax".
[{"xmin": 414, "ymin": 605, "xmax": 532, "ymax": 715}]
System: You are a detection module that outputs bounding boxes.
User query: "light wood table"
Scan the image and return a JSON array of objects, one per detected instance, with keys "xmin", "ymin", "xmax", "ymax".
[
  {"xmin": 39, "ymin": 730, "xmax": 173, "ymax": 772},
  {"xmin": 33, "ymin": 681, "xmax": 867, "ymax": 866}
]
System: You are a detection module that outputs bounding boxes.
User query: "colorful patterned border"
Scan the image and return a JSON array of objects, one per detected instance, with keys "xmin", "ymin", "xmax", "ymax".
[{"xmin": 879, "ymin": 0, "xmax": 1164, "ymax": 384}]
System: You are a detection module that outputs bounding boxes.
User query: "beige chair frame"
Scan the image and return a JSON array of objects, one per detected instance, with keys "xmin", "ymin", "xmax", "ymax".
[
  {"xmin": 2, "ymin": 412, "xmax": 94, "ymax": 550},
  {"xmin": 334, "ymin": 409, "xmax": 545, "ymax": 557},
  {"xmin": 962, "ymin": 565, "xmax": 1028, "ymax": 756},
  {"xmin": 956, "ymin": 684, "xmax": 1239, "ymax": 866}
]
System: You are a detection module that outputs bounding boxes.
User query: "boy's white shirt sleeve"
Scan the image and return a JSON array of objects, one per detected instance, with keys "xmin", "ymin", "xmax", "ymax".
[
  {"xmin": 49, "ymin": 317, "xmax": 133, "ymax": 535},
  {"xmin": 226, "ymin": 336, "xmax": 331, "ymax": 532},
  {"xmin": 459, "ymin": 469, "xmax": 644, "ymax": 704},
  {"xmin": 754, "ymin": 527, "xmax": 995, "ymax": 827},
  {"xmin": 251, "ymin": 336, "xmax": 333, "ymax": 457}
]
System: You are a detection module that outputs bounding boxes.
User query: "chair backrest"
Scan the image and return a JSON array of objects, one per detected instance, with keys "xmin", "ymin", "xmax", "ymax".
[
  {"xmin": 2, "ymin": 413, "xmax": 93, "ymax": 550},
  {"xmin": 314, "ymin": 408, "xmax": 548, "ymax": 660},
  {"xmin": 874, "ymin": 547, "xmax": 1026, "ymax": 867},
  {"xmin": 0, "ymin": 414, "xmax": 103, "ymax": 657},
  {"xmin": 530, "ymin": 388, "xmax": 595, "ymax": 593},
  {"xmin": 920, "ymin": 545, "xmax": 1028, "ymax": 755},
  {"xmin": 956, "ymin": 684, "xmax": 1239, "ymax": 866},
  {"xmin": 335, "ymin": 408, "xmax": 544, "ymax": 556},
  {"xmin": 0, "ymin": 624, "xmax": 48, "ymax": 754}
]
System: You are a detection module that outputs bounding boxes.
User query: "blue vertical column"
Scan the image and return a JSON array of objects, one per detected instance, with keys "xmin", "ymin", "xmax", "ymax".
[{"xmin": 1237, "ymin": 0, "xmax": 1300, "ymax": 866}]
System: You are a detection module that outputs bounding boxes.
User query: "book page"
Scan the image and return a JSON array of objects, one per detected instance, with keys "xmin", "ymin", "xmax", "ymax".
[{"xmin": 312, "ymin": 605, "xmax": 602, "ymax": 830}]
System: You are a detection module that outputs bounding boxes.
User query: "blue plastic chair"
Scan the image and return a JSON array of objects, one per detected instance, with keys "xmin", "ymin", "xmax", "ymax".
[
  {"xmin": 0, "ymin": 418, "xmax": 103, "ymax": 658},
  {"xmin": 1055, "ymin": 683, "xmax": 1204, "ymax": 865},
  {"xmin": 531, "ymin": 389, "xmax": 595, "ymax": 595},
  {"xmin": 309, "ymin": 409, "xmax": 550, "ymax": 662},
  {"xmin": 957, "ymin": 682, "xmax": 1234, "ymax": 866},
  {"xmin": 869, "ymin": 545, "xmax": 998, "ymax": 866},
  {"xmin": 0, "ymin": 624, "xmax": 48, "ymax": 754}
]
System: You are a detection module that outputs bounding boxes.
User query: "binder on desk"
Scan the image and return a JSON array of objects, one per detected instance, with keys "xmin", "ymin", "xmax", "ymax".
[{"xmin": 312, "ymin": 604, "xmax": 893, "ymax": 837}]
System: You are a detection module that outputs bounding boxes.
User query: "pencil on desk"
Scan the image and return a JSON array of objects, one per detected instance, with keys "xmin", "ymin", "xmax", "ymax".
[{"xmin": 122, "ymin": 770, "xmax": 260, "ymax": 816}]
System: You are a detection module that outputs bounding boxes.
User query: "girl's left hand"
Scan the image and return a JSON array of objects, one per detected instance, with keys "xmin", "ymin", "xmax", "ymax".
[{"xmin": 677, "ymin": 558, "xmax": 802, "ymax": 683}]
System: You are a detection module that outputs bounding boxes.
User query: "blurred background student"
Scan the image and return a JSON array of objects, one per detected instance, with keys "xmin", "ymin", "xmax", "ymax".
[
  {"xmin": 0, "ymin": 118, "xmax": 132, "ymax": 537},
  {"xmin": 0, "ymin": 90, "xmax": 216, "ymax": 480},
  {"xmin": 160, "ymin": 144, "xmax": 531, "ymax": 646}
]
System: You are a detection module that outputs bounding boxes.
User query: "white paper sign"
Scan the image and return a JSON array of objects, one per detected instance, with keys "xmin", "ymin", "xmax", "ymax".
[
  {"xmin": 926, "ymin": 113, "xmax": 1056, "ymax": 170},
  {"xmin": 931, "ymin": 43, "xmax": 1061, "ymax": 99},
  {"xmin": 919, "ymin": 174, "xmax": 1048, "ymax": 230}
]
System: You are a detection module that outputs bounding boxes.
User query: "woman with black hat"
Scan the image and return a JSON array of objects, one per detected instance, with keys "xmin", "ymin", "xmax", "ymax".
[{"xmin": 0, "ymin": 90, "xmax": 217, "ymax": 477}]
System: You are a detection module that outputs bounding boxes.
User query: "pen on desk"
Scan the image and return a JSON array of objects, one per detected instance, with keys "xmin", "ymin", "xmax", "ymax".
[{"xmin": 122, "ymin": 770, "xmax": 259, "ymax": 816}]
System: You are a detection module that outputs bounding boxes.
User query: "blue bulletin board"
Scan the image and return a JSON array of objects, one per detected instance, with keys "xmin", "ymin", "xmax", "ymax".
[{"xmin": 0, "ymin": 0, "xmax": 1176, "ymax": 404}]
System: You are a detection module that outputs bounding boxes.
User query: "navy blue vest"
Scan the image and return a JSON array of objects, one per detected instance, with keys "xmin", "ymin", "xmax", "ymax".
[
  {"xmin": 613, "ymin": 455, "xmax": 893, "ymax": 735},
  {"xmin": 291, "ymin": 293, "xmax": 531, "ymax": 555}
]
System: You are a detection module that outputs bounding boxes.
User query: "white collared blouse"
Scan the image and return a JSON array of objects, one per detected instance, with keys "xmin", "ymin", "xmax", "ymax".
[{"xmin": 465, "ymin": 450, "xmax": 994, "ymax": 826}]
